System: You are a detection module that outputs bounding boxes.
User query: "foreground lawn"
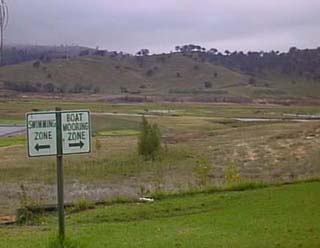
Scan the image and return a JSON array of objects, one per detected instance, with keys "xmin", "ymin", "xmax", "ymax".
[{"xmin": 1, "ymin": 181, "xmax": 320, "ymax": 248}]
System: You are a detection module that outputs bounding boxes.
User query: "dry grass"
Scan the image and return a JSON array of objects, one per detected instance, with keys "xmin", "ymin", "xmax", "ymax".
[{"xmin": 1, "ymin": 100, "xmax": 320, "ymax": 215}]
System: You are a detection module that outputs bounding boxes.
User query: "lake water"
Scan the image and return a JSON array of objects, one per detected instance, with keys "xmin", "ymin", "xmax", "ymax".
[{"xmin": 0, "ymin": 126, "xmax": 26, "ymax": 137}]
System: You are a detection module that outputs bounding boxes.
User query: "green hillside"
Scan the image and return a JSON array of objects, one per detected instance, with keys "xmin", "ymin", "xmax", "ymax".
[{"xmin": 1, "ymin": 53, "xmax": 320, "ymax": 99}]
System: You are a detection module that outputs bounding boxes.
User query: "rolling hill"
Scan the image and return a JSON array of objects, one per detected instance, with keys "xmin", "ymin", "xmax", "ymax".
[{"xmin": 0, "ymin": 50, "xmax": 320, "ymax": 100}]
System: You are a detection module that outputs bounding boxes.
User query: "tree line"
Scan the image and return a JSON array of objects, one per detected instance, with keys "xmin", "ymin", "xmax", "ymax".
[{"xmin": 174, "ymin": 44, "xmax": 320, "ymax": 81}]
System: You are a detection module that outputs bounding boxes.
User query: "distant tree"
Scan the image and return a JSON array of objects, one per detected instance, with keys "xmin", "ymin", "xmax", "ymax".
[
  {"xmin": 248, "ymin": 77, "xmax": 256, "ymax": 85},
  {"xmin": 94, "ymin": 50, "xmax": 107, "ymax": 56},
  {"xmin": 93, "ymin": 86, "xmax": 100, "ymax": 93},
  {"xmin": 79, "ymin": 50, "xmax": 90, "ymax": 56},
  {"xmin": 33, "ymin": 61, "xmax": 40, "ymax": 68},
  {"xmin": 120, "ymin": 86, "xmax": 128, "ymax": 93},
  {"xmin": 136, "ymin": 49, "xmax": 150, "ymax": 56},
  {"xmin": 146, "ymin": 69, "xmax": 154, "ymax": 77},
  {"xmin": 175, "ymin": 46, "xmax": 181, "ymax": 52},
  {"xmin": 43, "ymin": 83, "xmax": 55, "ymax": 92},
  {"xmin": 204, "ymin": 81, "xmax": 212, "ymax": 88},
  {"xmin": 208, "ymin": 48, "xmax": 218, "ymax": 54},
  {"xmin": 43, "ymin": 56, "xmax": 52, "ymax": 63},
  {"xmin": 179, "ymin": 44, "xmax": 206, "ymax": 53},
  {"xmin": 157, "ymin": 56, "xmax": 166, "ymax": 63},
  {"xmin": 70, "ymin": 83, "xmax": 84, "ymax": 93},
  {"xmin": 144, "ymin": 49, "xmax": 150, "ymax": 56},
  {"xmin": 289, "ymin": 47, "xmax": 297, "ymax": 54}
]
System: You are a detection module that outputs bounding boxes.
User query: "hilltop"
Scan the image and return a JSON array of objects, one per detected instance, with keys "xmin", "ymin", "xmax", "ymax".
[{"xmin": 0, "ymin": 46, "xmax": 320, "ymax": 101}]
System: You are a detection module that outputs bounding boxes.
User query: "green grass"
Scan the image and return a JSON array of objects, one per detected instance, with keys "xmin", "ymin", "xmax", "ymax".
[
  {"xmin": 98, "ymin": 130, "xmax": 140, "ymax": 136},
  {"xmin": 1, "ymin": 98, "xmax": 320, "ymax": 124},
  {"xmin": 63, "ymin": 148, "xmax": 196, "ymax": 182},
  {"xmin": 1, "ymin": 182, "xmax": 320, "ymax": 248},
  {"xmin": 0, "ymin": 145, "xmax": 196, "ymax": 183},
  {"xmin": 92, "ymin": 115, "xmax": 140, "ymax": 134},
  {"xmin": 1, "ymin": 99, "xmax": 320, "ymax": 221},
  {"xmin": 0, "ymin": 135, "xmax": 25, "ymax": 147}
]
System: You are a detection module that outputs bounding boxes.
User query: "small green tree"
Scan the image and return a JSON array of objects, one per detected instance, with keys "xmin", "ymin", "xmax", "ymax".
[{"xmin": 138, "ymin": 116, "xmax": 161, "ymax": 160}]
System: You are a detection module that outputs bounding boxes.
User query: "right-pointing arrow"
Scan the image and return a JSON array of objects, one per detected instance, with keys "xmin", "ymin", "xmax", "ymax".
[
  {"xmin": 69, "ymin": 140, "xmax": 84, "ymax": 149},
  {"xmin": 35, "ymin": 143, "xmax": 51, "ymax": 151}
]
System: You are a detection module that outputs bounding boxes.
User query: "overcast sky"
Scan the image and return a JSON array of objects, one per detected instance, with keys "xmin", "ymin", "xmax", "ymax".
[{"xmin": 6, "ymin": 0, "xmax": 320, "ymax": 53}]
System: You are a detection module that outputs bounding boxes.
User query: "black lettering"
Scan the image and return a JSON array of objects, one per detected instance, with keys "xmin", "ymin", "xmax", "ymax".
[{"xmin": 35, "ymin": 131, "xmax": 52, "ymax": 140}]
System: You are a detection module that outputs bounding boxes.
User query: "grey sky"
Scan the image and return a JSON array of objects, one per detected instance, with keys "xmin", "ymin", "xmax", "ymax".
[{"xmin": 6, "ymin": 0, "xmax": 320, "ymax": 53}]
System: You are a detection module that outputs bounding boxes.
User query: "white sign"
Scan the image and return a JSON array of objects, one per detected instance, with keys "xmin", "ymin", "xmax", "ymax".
[
  {"xmin": 26, "ymin": 110, "xmax": 91, "ymax": 157},
  {"xmin": 61, "ymin": 111, "xmax": 91, "ymax": 155},
  {"xmin": 27, "ymin": 112, "xmax": 57, "ymax": 157}
]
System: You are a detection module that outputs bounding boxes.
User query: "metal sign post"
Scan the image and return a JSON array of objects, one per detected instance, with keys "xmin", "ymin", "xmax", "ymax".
[
  {"xmin": 26, "ymin": 108, "xmax": 91, "ymax": 243},
  {"xmin": 55, "ymin": 107, "xmax": 65, "ymax": 241}
]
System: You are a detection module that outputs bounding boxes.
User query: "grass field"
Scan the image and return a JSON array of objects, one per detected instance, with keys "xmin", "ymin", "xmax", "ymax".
[
  {"xmin": 0, "ymin": 99, "xmax": 320, "ymax": 216},
  {"xmin": 1, "ymin": 181, "xmax": 319, "ymax": 248},
  {"xmin": 0, "ymin": 98, "xmax": 320, "ymax": 247}
]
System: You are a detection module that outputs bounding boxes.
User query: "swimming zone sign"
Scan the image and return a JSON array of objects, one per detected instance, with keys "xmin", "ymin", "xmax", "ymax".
[
  {"xmin": 26, "ymin": 110, "xmax": 91, "ymax": 157},
  {"xmin": 27, "ymin": 112, "xmax": 57, "ymax": 157}
]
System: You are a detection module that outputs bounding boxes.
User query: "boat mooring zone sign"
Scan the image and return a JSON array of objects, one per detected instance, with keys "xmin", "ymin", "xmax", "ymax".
[
  {"xmin": 27, "ymin": 110, "xmax": 91, "ymax": 157},
  {"xmin": 61, "ymin": 111, "xmax": 91, "ymax": 155}
]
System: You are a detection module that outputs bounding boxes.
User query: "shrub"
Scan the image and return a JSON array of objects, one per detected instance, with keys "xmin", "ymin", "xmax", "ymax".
[
  {"xmin": 33, "ymin": 60, "xmax": 40, "ymax": 68},
  {"xmin": 193, "ymin": 159, "xmax": 212, "ymax": 187},
  {"xmin": 95, "ymin": 138, "xmax": 102, "ymax": 152},
  {"xmin": 204, "ymin": 81, "xmax": 212, "ymax": 88},
  {"xmin": 120, "ymin": 86, "xmax": 128, "ymax": 93},
  {"xmin": 146, "ymin": 69, "xmax": 154, "ymax": 77},
  {"xmin": 224, "ymin": 161, "xmax": 240, "ymax": 183},
  {"xmin": 16, "ymin": 184, "xmax": 42, "ymax": 224},
  {"xmin": 248, "ymin": 77, "xmax": 256, "ymax": 85},
  {"xmin": 71, "ymin": 198, "xmax": 95, "ymax": 213},
  {"xmin": 138, "ymin": 116, "xmax": 161, "ymax": 160}
]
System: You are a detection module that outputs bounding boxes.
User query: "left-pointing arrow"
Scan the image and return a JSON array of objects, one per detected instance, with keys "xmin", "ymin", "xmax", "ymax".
[{"xmin": 35, "ymin": 143, "xmax": 51, "ymax": 151}]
